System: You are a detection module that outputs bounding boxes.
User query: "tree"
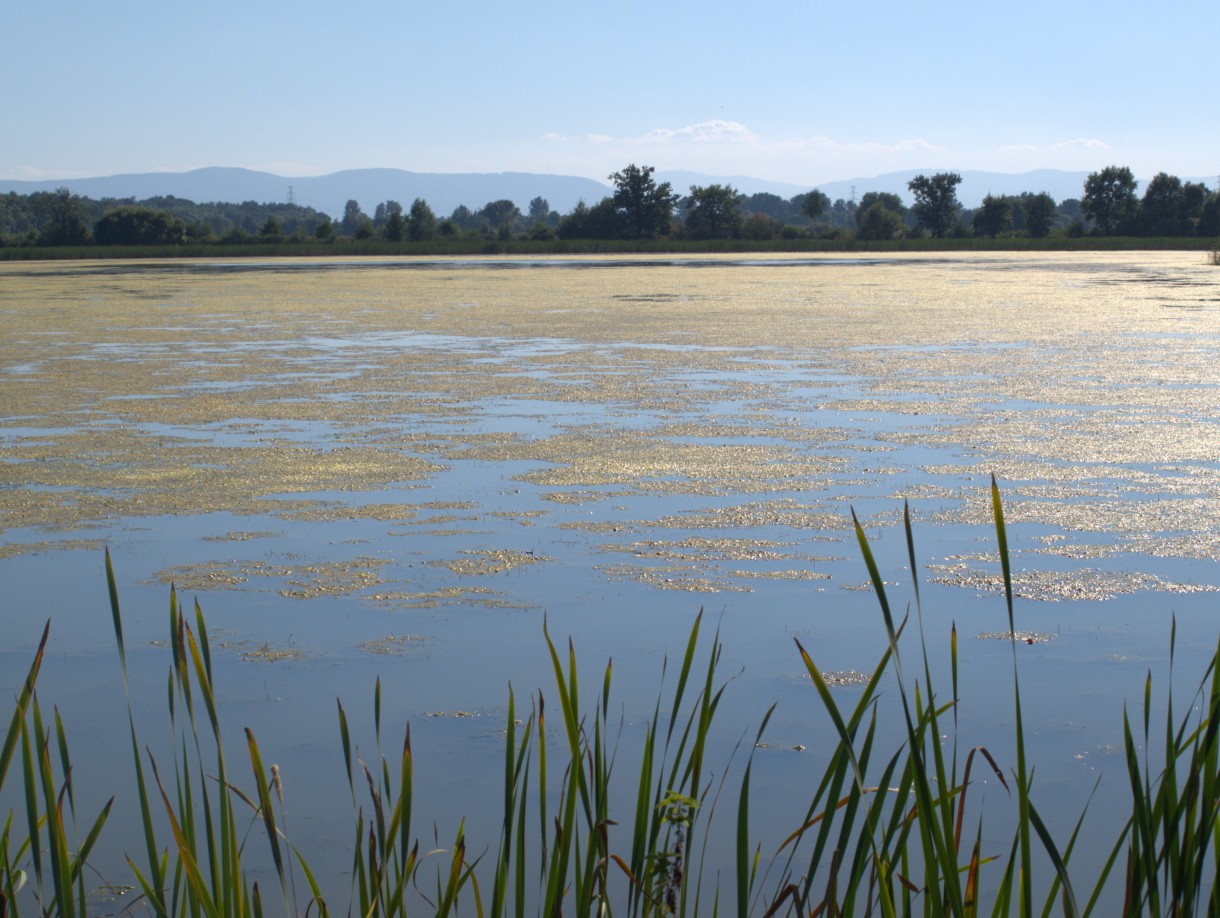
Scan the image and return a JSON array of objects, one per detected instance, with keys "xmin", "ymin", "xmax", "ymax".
[
  {"xmin": 739, "ymin": 192, "xmax": 791, "ymax": 222},
  {"xmin": 383, "ymin": 201, "xmax": 406, "ymax": 241},
  {"xmin": 972, "ymin": 194, "xmax": 1013, "ymax": 237},
  {"xmin": 94, "ymin": 206, "xmax": 187, "ymax": 245},
  {"xmin": 1182, "ymin": 182, "xmax": 1210, "ymax": 234},
  {"xmin": 407, "ymin": 198, "xmax": 436, "ymax": 241},
  {"xmin": 684, "ymin": 184, "xmax": 744, "ymax": 239},
  {"xmin": 827, "ymin": 198, "xmax": 856, "ymax": 228},
  {"xmin": 742, "ymin": 212, "xmax": 781, "ymax": 240},
  {"xmin": 798, "ymin": 189, "xmax": 830, "ymax": 224},
  {"xmin": 557, "ymin": 198, "xmax": 623, "ymax": 239},
  {"xmin": 557, "ymin": 201, "xmax": 590, "ymax": 239},
  {"xmin": 449, "ymin": 205, "xmax": 476, "ymax": 232},
  {"xmin": 1082, "ymin": 166, "xmax": 1137, "ymax": 235},
  {"xmin": 1200, "ymin": 194, "xmax": 1220, "ymax": 237},
  {"xmin": 855, "ymin": 192, "xmax": 906, "ymax": 224},
  {"xmin": 315, "ymin": 217, "xmax": 337, "ymax": 242},
  {"xmin": 907, "ymin": 173, "xmax": 962, "ymax": 237},
  {"xmin": 1023, "ymin": 192, "xmax": 1057, "ymax": 238},
  {"xmin": 39, "ymin": 187, "xmax": 90, "ymax": 246},
  {"xmin": 528, "ymin": 196, "xmax": 551, "ymax": 226},
  {"xmin": 855, "ymin": 202, "xmax": 905, "ymax": 240},
  {"xmin": 340, "ymin": 200, "xmax": 367, "ymax": 236},
  {"xmin": 609, "ymin": 164, "xmax": 677, "ymax": 238},
  {"xmin": 259, "ymin": 215, "xmax": 285, "ymax": 241},
  {"xmin": 1140, "ymin": 172, "xmax": 1187, "ymax": 236},
  {"xmin": 479, "ymin": 199, "xmax": 520, "ymax": 233}
]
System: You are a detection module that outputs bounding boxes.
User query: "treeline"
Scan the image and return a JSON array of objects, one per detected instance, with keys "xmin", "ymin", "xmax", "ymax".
[
  {"xmin": 0, "ymin": 190, "xmax": 333, "ymax": 246},
  {"xmin": 3, "ymin": 164, "xmax": 1218, "ymax": 249}
]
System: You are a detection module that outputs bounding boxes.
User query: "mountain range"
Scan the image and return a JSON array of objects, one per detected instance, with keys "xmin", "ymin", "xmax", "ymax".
[{"xmin": 0, "ymin": 166, "xmax": 1131, "ymax": 217}]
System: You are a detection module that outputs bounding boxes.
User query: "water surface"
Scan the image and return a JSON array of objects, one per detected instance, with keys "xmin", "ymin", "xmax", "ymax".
[{"xmin": 2, "ymin": 252, "xmax": 1218, "ymax": 905}]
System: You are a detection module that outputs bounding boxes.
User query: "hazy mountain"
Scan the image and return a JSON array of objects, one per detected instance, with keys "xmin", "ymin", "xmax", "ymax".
[
  {"xmin": 2, "ymin": 166, "xmax": 1196, "ymax": 217},
  {"xmin": 0, "ymin": 167, "xmax": 613, "ymax": 218},
  {"xmin": 658, "ymin": 169, "xmax": 1098, "ymax": 208},
  {"xmin": 656, "ymin": 171, "xmax": 810, "ymax": 200},
  {"xmin": 812, "ymin": 169, "xmax": 1097, "ymax": 208}
]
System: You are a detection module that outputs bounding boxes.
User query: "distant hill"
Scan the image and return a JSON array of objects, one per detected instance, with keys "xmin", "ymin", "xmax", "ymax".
[
  {"xmin": 0, "ymin": 167, "xmax": 614, "ymax": 218},
  {"xmin": 658, "ymin": 168, "xmax": 1098, "ymax": 208},
  {"xmin": 812, "ymin": 169, "xmax": 1096, "ymax": 208},
  {"xmin": 2, "ymin": 166, "xmax": 1197, "ymax": 216},
  {"xmin": 656, "ymin": 171, "xmax": 810, "ymax": 200}
]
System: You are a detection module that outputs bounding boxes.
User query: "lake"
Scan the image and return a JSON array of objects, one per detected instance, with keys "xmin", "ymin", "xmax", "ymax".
[{"xmin": 2, "ymin": 252, "xmax": 1218, "ymax": 909}]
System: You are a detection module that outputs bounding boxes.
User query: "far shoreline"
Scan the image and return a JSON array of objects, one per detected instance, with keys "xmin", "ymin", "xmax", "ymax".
[{"xmin": 2, "ymin": 235, "xmax": 1217, "ymax": 261}]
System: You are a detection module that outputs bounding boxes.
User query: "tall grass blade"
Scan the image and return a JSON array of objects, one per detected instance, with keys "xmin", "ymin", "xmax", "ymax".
[
  {"xmin": 992, "ymin": 475, "xmax": 1033, "ymax": 917},
  {"xmin": 246, "ymin": 728, "xmax": 289, "ymax": 906},
  {"xmin": 738, "ymin": 704, "xmax": 775, "ymax": 918},
  {"xmin": 1, "ymin": 620, "xmax": 48, "ymax": 790}
]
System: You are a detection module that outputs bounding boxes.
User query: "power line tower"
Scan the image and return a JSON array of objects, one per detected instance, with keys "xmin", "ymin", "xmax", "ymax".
[
  {"xmin": 850, "ymin": 185, "xmax": 856, "ymax": 205},
  {"xmin": 287, "ymin": 185, "xmax": 296, "ymax": 206}
]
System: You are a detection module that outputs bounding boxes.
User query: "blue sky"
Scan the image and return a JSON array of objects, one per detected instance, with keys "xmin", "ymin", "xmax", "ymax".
[{"xmin": 5, "ymin": 0, "xmax": 1216, "ymax": 186}]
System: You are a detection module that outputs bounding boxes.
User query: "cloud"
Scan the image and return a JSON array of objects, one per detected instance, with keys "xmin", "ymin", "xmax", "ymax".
[
  {"xmin": 1053, "ymin": 138, "xmax": 1110, "ymax": 151},
  {"xmin": 630, "ymin": 120, "xmax": 757, "ymax": 144},
  {"xmin": 781, "ymin": 135, "xmax": 943, "ymax": 156},
  {"xmin": 541, "ymin": 122, "xmax": 938, "ymax": 161},
  {"xmin": 998, "ymin": 139, "xmax": 1110, "ymax": 156}
]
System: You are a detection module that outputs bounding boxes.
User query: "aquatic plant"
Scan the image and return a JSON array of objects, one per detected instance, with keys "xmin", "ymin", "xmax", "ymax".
[{"xmin": 3, "ymin": 481, "xmax": 1220, "ymax": 914}]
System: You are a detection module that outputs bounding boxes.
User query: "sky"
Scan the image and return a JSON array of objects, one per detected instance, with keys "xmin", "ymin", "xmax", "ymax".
[{"xmin": 4, "ymin": 0, "xmax": 1217, "ymax": 187}]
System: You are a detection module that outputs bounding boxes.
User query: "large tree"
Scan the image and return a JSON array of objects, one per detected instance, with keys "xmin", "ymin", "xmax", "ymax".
[
  {"xmin": 407, "ymin": 198, "xmax": 436, "ymax": 241},
  {"xmin": 683, "ymin": 184, "xmax": 744, "ymax": 239},
  {"xmin": 609, "ymin": 164, "xmax": 677, "ymax": 238},
  {"xmin": 907, "ymin": 173, "xmax": 962, "ymax": 237},
  {"xmin": 972, "ymin": 194, "xmax": 1013, "ymax": 237},
  {"xmin": 798, "ymin": 189, "xmax": 830, "ymax": 224},
  {"xmin": 528, "ymin": 196, "xmax": 551, "ymax": 226},
  {"xmin": 1022, "ymin": 192, "xmax": 1057, "ymax": 238},
  {"xmin": 382, "ymin": 201, "xmax": 406, "ymax": 241},
  {"xmin": 479, "ymin": 199, "xmax": 520, "ymax": 233},
  {"xmin": 1140, "ymin": 172, "xmax": 1192, "ymax": 236},
  {"xmin": 855, "ymin": 192, "xmax": 906, "ymax": 224},
  {"xmin": 855, "ymin": 202, "xmax": 904, "ymax": 240},
  {"xmin": 340, "ymin": 200, "xmax": 368, "ymax": 236},
  {"xmin": 1082, "ymin": 166, "xmax": 1138, "ymax": 235},
  {"xmin": 39, "ymin": 187, "xmax": 90, "ymax": 246}
]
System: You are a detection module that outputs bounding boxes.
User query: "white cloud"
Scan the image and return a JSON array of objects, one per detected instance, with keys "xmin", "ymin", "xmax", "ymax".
[
  {"xmin": 631, "ymin": 120, "xmax": 757, "ymax": 144},
  {"xmin": 1053, "ymin": 138, "xmax": 1110, "ymax": 151},
  {"xmin": 780, "ymin": 135, "xmax": 943, "ymax": 156}
]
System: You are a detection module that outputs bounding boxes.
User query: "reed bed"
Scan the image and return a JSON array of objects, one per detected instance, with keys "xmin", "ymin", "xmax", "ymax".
[{"xmin": 3, "ymin": 478, "xmax": 1219, "ymax": 915}]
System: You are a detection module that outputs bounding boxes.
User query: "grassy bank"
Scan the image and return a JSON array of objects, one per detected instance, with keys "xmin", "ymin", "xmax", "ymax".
[
  {"xmin": 2, "ymin": 236, "xmax": 1219, "ymax": 261},
  {"xmin": 3, "ymin": 480, "xmax": 1219, "ymax": 915}
]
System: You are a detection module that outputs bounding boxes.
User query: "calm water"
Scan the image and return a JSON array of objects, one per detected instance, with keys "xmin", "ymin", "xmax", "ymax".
[{"xmin": 2, "ymin": 252, "xmax": 1218, "ymax": 908}]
